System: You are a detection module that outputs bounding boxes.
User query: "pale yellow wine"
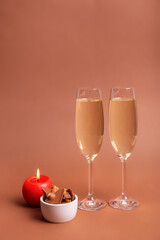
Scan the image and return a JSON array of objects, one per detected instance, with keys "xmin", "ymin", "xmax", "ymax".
[
  {"xmin": 76, "ymin": 99, "xmax": 104, "ymax": 159},
  {"xmin": 109, "ymin": 98, "xmax": 137, "ymax": 159}
]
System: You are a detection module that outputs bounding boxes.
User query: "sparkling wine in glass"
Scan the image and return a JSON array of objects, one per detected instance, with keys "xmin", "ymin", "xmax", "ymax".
[
  {"xmin": 76, "ymin": 88, "xmax": 106, "ymax": 211},
  {"xmin": 109, "ymin": 87, "xmax": 140, "ymax": 210}
]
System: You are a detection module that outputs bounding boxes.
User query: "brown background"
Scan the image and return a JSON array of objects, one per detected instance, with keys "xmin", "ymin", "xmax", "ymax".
[{"xmin": 0, "ymin": 0, "xmax": 160, "ymax": 239}]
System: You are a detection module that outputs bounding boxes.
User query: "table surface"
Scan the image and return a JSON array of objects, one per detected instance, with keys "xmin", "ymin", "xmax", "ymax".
[{"xmin": 1, "ymin": 145, "xmax": 160, "ymax": 240}]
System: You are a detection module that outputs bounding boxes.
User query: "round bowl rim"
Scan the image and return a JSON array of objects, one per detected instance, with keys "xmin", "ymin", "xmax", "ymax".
[{"xmin": 40, "ymin": 194, "xmax": 78, "ymax": 207}]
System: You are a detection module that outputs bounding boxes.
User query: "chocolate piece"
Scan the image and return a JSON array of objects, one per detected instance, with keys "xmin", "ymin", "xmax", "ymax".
[
  {"xmin": 43, "ymin": 186, "xmax": 75, "ymax": 204},
  {"xmin": 63, "ymin": 189, "xmax": 72, "ymax": 200},
  {"xmin": 61, "ymin": 199, "xmax": 71, "ymax": 204},
  {"xmin": 67, "ymin": 189, "xmax": 75, "ymax": 201},
  {"xmin": 42, "ymin": 185, "xmax": 59, "ymax": 196},
  {"xmin": 45, "ymin": 188, "xmax": 64, "ymax": 204},
  {"xmin": 52, "ymin": 185, "xmax": 59, "ymax": 193}
]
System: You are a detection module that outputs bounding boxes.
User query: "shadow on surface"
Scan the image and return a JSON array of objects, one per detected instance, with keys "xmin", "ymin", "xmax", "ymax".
[
  {"xmin": 13, "ymin": 197, "xmax": 62, "ymax": 223},
  {"xmin": 32, "ymin": 210, "xmax": 45, "ymax": 222},
  {"xmin": 14, "ymin": 197, "xmax": 49, "ymax": 222},
  {"xmin": 14, "ymin": 197, "xmax": 38, "ymax": 208}
]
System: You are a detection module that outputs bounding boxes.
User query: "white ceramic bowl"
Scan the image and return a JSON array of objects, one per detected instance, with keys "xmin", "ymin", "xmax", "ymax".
[{"xmin": 40, "ymin": 194, "xmax": 78, "ymax": 223}]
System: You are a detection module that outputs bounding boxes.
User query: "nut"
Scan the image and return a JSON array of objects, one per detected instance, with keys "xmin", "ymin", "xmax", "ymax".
[{"xmin": 47, "ymin": 193, "xmax": 55, "ymax": 200}]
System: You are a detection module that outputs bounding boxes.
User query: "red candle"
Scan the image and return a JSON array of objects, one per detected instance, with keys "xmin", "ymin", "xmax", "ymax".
[{"xmin": 22, "ymin": 169, "xmax": 54, "ymax": 207}]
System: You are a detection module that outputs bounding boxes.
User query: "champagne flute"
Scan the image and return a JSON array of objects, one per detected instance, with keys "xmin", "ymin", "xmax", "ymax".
[
  {"xmin": 76, "ymin": 88, "xmax": 106, "ymax": 211},
  {"xmin": 109, "ymin": 87, "xmax": 140, "ymax": 210}
]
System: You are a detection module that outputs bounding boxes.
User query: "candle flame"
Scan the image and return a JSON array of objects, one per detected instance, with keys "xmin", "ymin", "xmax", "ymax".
[{"xmin": 36, "ymin": 168, "xmax": 40, "ymax": 181}]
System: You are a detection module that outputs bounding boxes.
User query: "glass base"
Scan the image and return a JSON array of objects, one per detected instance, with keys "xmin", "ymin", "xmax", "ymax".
[
  {"xmin": 109, "ymin": 195, "xmax": 140, "ymax": 210},
  {"xmin": 78, "ymin": 197, "xmax": 106, "ymax": 211}
]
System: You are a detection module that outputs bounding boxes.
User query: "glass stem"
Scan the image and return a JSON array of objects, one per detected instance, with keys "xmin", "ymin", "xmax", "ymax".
[
  {"xmin": 88, "ymin": 159, "xmax": 94, "ymax": 201},
  {"xmin": 121, "ymin": 159, "xmax": 127, "ymax": 199}
]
